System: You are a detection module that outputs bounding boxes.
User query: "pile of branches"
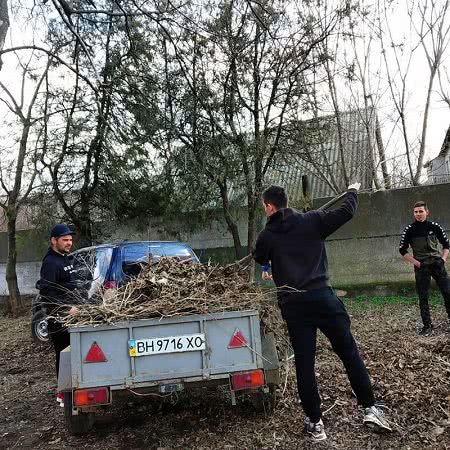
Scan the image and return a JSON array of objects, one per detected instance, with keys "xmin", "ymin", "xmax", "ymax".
[{"xmin": 60, "ymin": 257, "xmax": 277, "ymax": 328}]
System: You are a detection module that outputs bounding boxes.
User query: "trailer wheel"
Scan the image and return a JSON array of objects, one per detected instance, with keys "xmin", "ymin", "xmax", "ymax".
[
  {"xmin": 64, "ymin": 392, "xmax": 95, "ymax": 435},
  {"xmin": 251, "ymin": 384, "xmax": 277, "ymax": 414},
  {"xmin": 31, "ymin": 310, "xmax": 49, "ymax": 343}
]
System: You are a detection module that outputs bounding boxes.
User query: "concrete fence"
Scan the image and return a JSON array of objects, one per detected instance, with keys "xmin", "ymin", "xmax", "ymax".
[
  {"xmin": 1, "ymin": 183, "xmax": 449, "ymax": 295},
  {"xmin": 322, "ymin": 183, "xmax": 450, "ymax": 287}
]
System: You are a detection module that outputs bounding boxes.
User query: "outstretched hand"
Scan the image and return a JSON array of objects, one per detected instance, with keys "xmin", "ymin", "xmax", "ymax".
[
  {"xmin": 68, "ymin": 306, "xmax": 79, "ymax": 316},
  {"xmin": 262, "ymin": 271, "xmax": 273, "ymax": 281},
  {"xmin": 348, "ymin": 182, "xmax": 361, "ymax": 192}
]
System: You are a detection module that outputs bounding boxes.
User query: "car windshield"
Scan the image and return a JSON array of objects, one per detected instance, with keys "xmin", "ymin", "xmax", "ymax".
[{"xmin": 122, "ymin": 242, "xmax": 198, "ymax": 264}]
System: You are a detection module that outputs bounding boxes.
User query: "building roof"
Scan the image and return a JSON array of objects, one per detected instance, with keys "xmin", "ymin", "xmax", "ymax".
[
  {"xmin": 424, "ymin": 125, "xmax": 450, "ymax": 168},
  {"xmin": 438, "ymin": 126, "xmax": 450, "ymax": 158},
  {"xmin": 264, "ymin": 109, "xmax": 375, "ymax": 201}
]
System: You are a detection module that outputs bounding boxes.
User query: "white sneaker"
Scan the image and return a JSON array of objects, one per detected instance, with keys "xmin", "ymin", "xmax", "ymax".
[
  {"xmin": 304, "ymin": 417, "xmax": 327, "ymax": 441},
  {"xmin": 56, "ymin": 392, "xmax": 65, "ymax": 408},
  {"xmin": 363, "ymin": 405, "xmax": 392, "ymax": 432}
]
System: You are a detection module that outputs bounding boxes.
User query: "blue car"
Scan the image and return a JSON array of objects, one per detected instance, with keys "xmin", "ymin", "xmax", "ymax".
[{"xmin": 32, "ymin": 241, "xmax": 199, "ymax": 343}]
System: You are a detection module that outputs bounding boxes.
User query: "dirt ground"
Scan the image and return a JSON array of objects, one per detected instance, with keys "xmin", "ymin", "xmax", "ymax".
[{"xmin": 1, "ymin": 299, "xmax": 450, "ymax": 450}]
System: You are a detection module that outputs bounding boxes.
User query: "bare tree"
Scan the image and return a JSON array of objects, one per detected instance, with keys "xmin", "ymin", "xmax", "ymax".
[
  {"xmin": 409, "ymin": 0, "xmax": 450, "ymax": 184},
  {"xmin": 154, "ymin": 0, "xmax": 335, "ymax": 264},
  {"xmin": 375, "ymin": 0, "xmax": 450, "ymax": 185},
  {"xmin": 282, "ymin": 2, "xmax": 388, "ymax": 195},
  {"xmin": 40, "ymin": 10, "xmax": 123, "ymax": 246},
  {"xmin": 0, "ymin": 55, "xmax": 50, "ymax": 315}
]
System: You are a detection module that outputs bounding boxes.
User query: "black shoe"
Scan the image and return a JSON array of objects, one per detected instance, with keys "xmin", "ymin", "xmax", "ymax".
[{"xmin": 419, "ymin": 325, "xmax": 433, "ymax": 336}]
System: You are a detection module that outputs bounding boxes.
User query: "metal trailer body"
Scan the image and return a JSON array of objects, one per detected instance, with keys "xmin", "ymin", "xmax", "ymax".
[{"xmin": 58, "ymin": 309, "xmax": 280, "ymax": 434}]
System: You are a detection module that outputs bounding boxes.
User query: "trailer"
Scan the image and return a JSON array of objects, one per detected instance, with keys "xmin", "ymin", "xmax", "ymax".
[{"xmin": 58, "ymin": 309, "xmax": 280, "ymax": 434}]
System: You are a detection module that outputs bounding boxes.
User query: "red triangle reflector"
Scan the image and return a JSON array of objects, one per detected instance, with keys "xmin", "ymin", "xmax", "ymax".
[
  {"xmin": 84, "ymin": 341, "xmax": 108, "ymax": 363},
  {"xmin": 228, "ymin": 329, "xmax": 248, "ymax": 349}
]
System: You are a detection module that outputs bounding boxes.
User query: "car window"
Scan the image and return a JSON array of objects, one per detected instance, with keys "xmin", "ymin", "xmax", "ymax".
[
  {"xmin": 88, "ymin": 248, "xmax": 113, "ymax": 297},
  {"xmin": 122, "ymin": 244, "xmax": 158, "ymax": 264},
  {"xmin": 159, "ymin": 243, "xmax": 198, "ymax": 261},
  {"xmin": 72, "ymin": 250, "xmax": 95, "ymax": 280},
  {"xmin": 121, "ymin": 243, "xmax": 198, "ymax": 280},
  {"xmin": 94, "ymin": 248, "xmax": 114, "ymax": 280},
  {"xmin": 123, "ymin": 243, "xmax": 198, "ymax": 263},
  {"xmin": 71, "ymin": 247, "xmax": 113, "ymax": 299}
]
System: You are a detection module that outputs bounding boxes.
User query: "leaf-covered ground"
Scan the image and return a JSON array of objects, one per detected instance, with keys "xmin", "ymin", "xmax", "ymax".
[{"xmin": 1, "ymin": 298, "xmax": 449, "ymax": 450}]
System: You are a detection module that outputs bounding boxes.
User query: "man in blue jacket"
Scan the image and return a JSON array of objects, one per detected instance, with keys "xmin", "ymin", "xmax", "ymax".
[
  {"xmin": 38, "ymin": 224, "xmax": 79, "ymax": 406},
  {"xmin": 253, "ymin": 184, "xmax": 391, "ymax": 442}
]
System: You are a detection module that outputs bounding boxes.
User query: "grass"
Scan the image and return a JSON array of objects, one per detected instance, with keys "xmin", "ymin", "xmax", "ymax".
[{"xmin": 345, "ymin": 292, "xmax": 444, "ymax": 309}]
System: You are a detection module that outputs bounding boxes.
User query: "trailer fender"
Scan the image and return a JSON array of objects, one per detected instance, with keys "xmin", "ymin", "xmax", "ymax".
[
  {"xmin": 261, "ymin": 333, "xmax": 280, "ymax": 386},
  {"xmin": 58, "ymin": 346, "xmax": 72, "ymax": 392}
]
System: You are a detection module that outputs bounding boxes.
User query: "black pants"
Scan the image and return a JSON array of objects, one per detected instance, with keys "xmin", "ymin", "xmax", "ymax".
[
  {"xmin": 280, "ymin": 287, "xmax": 375, "ymax": 423},
  {"xmin": 48, "ymin": 320, "xmax": 70, "ymax": 379},
  {"xmin": 415, "ymin": 258, "xmax": 450, "ymax": 327}
]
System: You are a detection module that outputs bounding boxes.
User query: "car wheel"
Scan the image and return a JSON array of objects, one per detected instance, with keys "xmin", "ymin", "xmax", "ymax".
[{"xmin": 32, "ymin": 310, "xmax": 49, "ymax": 343}]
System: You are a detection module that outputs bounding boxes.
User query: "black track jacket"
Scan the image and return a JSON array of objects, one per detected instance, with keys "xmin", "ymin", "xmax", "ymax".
[
  {"xmin": 399, "ymin": 220, "xmax": 449, "ymax": 262},
  {"xmin": 253, "ymin": 192, "xmax": 358, "ymax": 298}
]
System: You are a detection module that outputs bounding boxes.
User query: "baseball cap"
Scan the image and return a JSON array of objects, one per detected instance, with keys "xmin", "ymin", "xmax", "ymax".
[{"xmin": 50, "ymin": 224, "xmax": 75, "ymax": 238}]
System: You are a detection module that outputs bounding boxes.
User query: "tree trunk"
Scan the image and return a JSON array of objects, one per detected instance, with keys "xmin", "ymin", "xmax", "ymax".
[
  {"xmin": 415, "ymin": 67, "xmax": 437, "ymax": 185},
  {"xmin": 325, "ymin": 62, "xmax": 349, "ymax": 188},
  {"xmin": 247, "ymin": 187, "xmax": 264, "ymax": 282},
  {"xmin": 0, "ymin": 0, "xmax": 9, "ymax": 70},
  {"xmin": 218, "ymin": 182, "xmax": 244, "ymax": 259},
  {"xmin": 400, "ymin": 112, "xmax": 415, "ymax": 183},
  {"xmin": 74, "ymin": 218, "xmax": 93, "ymax": 248},
  {"xmin": 5, "ymin": 206, "xmax": 21, "ymax": 316},
  {"xmin": 375, "ymin": 115, "xmax": 391, "ymax": 189},
  {"xmin": 302, "ymin": 175, "xmax": 313, "ymax": 211}
]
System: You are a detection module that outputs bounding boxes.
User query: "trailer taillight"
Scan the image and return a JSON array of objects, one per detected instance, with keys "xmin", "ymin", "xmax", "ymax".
[
  {"xmin": 74, "ymin": 387, "xmax": 109, "ymax": 407},
  {"xmin": 84, "ymin": 342, "xmax": 108, "ymax": 363},
  {"xmin": 103, "ymin": 280, "xmax": 118, "ymax": 289},
  {"xmin": 231, "ymin": 370, "xmax": 265, "ymax": 391}
]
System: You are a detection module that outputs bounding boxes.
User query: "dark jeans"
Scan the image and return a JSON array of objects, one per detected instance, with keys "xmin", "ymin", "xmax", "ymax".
[
  {"xmin": 48, "ymin": 320, "xmax": 70, "ymax": 379},
  {"xmin": 280, "ymin": 287, "xmax": 375, "ymax": 423},
  {"xmin": 415, "ymin": 258, "xmax": 450, "ymax": 327}
]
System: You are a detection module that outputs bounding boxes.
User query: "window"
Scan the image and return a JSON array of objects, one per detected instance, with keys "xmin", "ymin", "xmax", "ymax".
[
  {"xmin": 122, "ymin": 243, "xmax": 198, "ymax": 263},
  {"xmin": 122, "ymin": 244, "xmax": 156, "ymax": 264},
  {"xmin": 71, "ymin": 247, "xmax": 113, "ymax": 299},
  {"xmin": 159, "ymin": 243, "xmax": 197, "ymax": 261}
]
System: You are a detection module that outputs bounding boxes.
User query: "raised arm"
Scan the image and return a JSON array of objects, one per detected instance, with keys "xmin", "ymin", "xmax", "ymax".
[{"xmin": 318, "ymin": 189, "xmax": 358, "ymax": 239}]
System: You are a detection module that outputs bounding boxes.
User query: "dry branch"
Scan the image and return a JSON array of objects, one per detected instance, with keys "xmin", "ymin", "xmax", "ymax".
[{"xmin": 58, "ymin": 257, "xmax": 278, "ymax": 329}]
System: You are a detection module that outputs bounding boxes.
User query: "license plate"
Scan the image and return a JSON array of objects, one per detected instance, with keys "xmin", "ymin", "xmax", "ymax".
[
  {"xmin": 159, "ymin": 383, "xmax": 184, "ymax": 394},
  {"xmin": 128, "ymin": 333, "xmax": 206, "ymax": 357}
]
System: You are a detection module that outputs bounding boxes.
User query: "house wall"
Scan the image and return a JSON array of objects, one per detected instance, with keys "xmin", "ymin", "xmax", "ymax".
[{"xmin": 428, "ymin": 157, "xmax": 450, "ymax": 184}]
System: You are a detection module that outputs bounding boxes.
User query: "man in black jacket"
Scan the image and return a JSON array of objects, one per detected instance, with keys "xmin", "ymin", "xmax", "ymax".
[
  {"xmin": 38, "ymin": 224, "xmax": 79, "ymax": 406},
  {"xmin": 399, "ymin": 200, "xmax": 450, "ymax": 335},
  {"xmin": 253, "ymin": 184, "xmax": 391, "ymax": 442}
]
